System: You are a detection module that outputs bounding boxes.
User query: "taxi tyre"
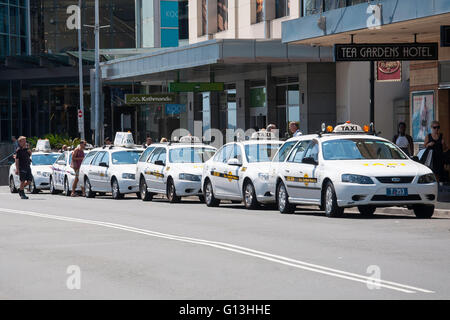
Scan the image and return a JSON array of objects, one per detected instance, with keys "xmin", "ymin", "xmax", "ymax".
[
  {"xmin": 277, "ymin": 181, "xmax": 295, "ymax": 214},
  {"xmin": 49, "ymin": 176, "xmax": 59, "ymax": 195},
  {"xmin": 167, "ymin": 178, "xmax": 181, "ymax": 203},
  {"xmin": 84, "ymin": 178, "xmax": 95, "ymax": 198},
  {"xmin": 412, "ymin": 204, "xmax": 434, "ymax": 219},
  {"xmin": 204, "ymin": 179, "xmax": 220, "ymax": 207},
  {"xmin": 64, "ymin": 177, "xmax": 71, "ymax": 196},
  {"xmin": 243, "ymin": 181, "xmax": 259, "ymax": 210},
  {"xmin": 358, "ymin": 205, "xmax": 376, "ymax": 217},
  {"xmin": 140, "ymin": 176, "xmax": 153, "ymax": 201},
  {"xmin": 111, "ymin": 178, "xmax": 124, "ymax": 200},
  {"xmin": 323, "ymin": 181, "xmax": 344, "ymax": 218},
  {"xmin": 9, "ymin": 176, "xmax": 18, "ymax": 193}
]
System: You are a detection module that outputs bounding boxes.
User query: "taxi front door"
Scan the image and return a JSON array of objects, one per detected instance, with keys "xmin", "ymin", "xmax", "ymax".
[{"xmin": 219, "ymin": 144, "xmax": 242, "ymax": 197}]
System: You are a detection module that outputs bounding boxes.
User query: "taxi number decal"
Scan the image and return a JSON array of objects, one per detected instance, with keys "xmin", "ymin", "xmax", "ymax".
[
  {"xmin": 285, "ymin": 176, "xmax": 317, "ymax": 183},
  {"xmin": 145, "ymin": 171, "xmax": 164, "ymax": 178},
  {"xmin": 362, "ymin": 163, "xmax": 406, "ymax": 167},
  {"xmin": 211, "ymin": 171, "xmax": 239, "ymax": 181}
]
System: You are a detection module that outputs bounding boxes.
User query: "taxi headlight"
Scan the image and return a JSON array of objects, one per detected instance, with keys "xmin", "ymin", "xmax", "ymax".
[
  {"xmin": 341, "ymin": 174, "xmax": 374, "ymax": 184},
  {"xmin": 37, "ymin": 171, "xmax": 50, "ymax": 177},
  {"xmin": 258, "ymin": 173, "xmax": 269, "ymax": 181},
  {"xmin": 418, "ymin": 173, "xmax": 436, "ymax": 184},
  {"xmin": 179, "ymin": 173, "xmax": 201, "ymax": 181},
  {"xmin": 122, "ymin": 173, "xmax": 135, "ymax": 180}
]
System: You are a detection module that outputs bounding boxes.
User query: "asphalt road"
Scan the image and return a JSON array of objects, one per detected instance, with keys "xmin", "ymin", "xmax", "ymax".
[{"xmin": 0, "ymin": 186, "xmax": 449, "ymax": 300}]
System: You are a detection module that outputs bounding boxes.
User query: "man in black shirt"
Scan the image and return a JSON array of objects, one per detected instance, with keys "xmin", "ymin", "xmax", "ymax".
[{"xmin": 15, "ymin": 136, "xmax": 32, "ymax": 199}]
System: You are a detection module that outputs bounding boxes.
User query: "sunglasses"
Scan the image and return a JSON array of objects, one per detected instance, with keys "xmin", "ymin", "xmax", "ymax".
[{"xmin": 432, "ymin": 126, "xmax": 440, "ymax": 129}]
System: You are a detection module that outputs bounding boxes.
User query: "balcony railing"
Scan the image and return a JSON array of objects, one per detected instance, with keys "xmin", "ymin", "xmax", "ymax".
[{"xmin": 303, "ymin": 0, "xmax": 366, "ymax": 16}]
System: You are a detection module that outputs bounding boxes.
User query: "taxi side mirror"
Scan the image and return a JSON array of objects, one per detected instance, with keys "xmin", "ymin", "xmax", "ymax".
[
  {"xmin": 410, "ymin": 156, "xmax": 420, "ymax": 162},
  {"xmin": 99, "ymin": 162, "xmax": 109, "ymax": 168},
  {"xmin": 302, "ymin": 157, "xmax": 318, "ymax": 166},
  {"xmin": 56, "ymin": 160, "xmax": 65, "ymax": 165},
  {"xmin": 227, "ymin": 158, "xmax": 242, "ymax": 166},
  {"xmin": 155, "ymin": 160, "xmax": 165, "ymax": 166}
]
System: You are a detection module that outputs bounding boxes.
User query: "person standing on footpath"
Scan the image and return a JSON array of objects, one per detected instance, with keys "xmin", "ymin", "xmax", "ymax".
[
  {"xmin": 15, "ymin": 136, "xmax": 32, "ymax": 200},
  {"xmin": 423, "ymin": 121, "xmax": 448, "ymax": 183},
  {"xmin": 71, "ymin": 140, "xmax": 87, "ymax": 197},
  {"xmin": 393, "ymin": 122, "xmax": 414, "ymax": 156}
]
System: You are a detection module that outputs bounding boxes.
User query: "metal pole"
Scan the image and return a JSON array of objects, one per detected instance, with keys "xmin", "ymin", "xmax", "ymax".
[
  {"xmin": 78, "ymin": 0, "xmax": 85, "ymax": 140},
  {"xmin": 94, "ymin": 0, "xmax": 100, "ymax": 146},
  {"xmin": 370, "ymin": 61, "xmax": 375, "ymax": 125}
]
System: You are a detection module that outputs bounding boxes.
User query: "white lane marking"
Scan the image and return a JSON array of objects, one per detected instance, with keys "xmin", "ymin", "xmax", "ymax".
[{"xmin": 0, "ymin": 207, "xmax": 434, "ymax": 294}]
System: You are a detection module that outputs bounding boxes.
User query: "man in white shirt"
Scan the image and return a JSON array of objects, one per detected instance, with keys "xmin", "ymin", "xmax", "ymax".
[{"xmin": 289, "ymin": 122, "xmax": 302, "ymax": 137}]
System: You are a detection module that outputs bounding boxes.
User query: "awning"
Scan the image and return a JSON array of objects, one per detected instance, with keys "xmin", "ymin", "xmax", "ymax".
[{"xmin": 100, "ymin": 39, "xmax": 333, "ymax": 82}]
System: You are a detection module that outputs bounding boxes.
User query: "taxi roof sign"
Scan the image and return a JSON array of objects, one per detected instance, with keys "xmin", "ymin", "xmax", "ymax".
[
  {"xmin": 179, "ymin": 135, "xmax": 202, "ymax": 144},
  {"xmin": 251, "ymin": 131, "xmax": 276, "ymax": 140},
  {"xmin": 114, "ymin": 132, "xmax": 135, "ymax": 147},
  {"xmin": 333, "ymin": 123, "xmax": 364, "ymax": 133},
  {"xmin": 35, "ymin": 139, "xmax": 51, "ymax": 152}
]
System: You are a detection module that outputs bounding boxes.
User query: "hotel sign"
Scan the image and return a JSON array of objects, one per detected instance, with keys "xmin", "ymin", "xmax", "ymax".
[
  {"xmin": 125, "ymin": 94, "xmax": 175, "ymax": 104},
  {"xmin": 334, "ymin": 43, "xmax": 439, "ymax": 61}
]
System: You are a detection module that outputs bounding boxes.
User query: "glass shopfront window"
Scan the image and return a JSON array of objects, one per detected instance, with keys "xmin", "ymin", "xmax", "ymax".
[
  {"xmin": 303, "ymin": 0, "xmax": 365, "ymax": 16},
  {"xmin": 276, "ymin": 78, "xmax": 300, "ymax": 137},
  {"xmin": 276, "ymin": 0, "xmax": 290, "ymax": 18}
]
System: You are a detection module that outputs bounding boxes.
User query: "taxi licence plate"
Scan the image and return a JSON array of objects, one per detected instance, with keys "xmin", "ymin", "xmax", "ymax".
[{"xmin": 386, "ymin": 188, "xmax": 408, "ymax": 197}]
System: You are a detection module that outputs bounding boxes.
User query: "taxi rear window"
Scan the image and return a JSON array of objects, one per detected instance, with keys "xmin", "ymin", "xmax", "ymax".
[{"xmin": 322, "ymin": 139, "xmax": 407, "ymax": 160}]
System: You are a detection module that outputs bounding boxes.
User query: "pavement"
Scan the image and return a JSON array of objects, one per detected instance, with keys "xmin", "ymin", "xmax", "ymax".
[{"xmin": 0, "ymin": 186, "xmax": 449, "ymax": 300}]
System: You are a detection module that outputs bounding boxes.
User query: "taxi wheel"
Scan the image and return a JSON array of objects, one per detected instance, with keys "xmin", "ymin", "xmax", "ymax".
[
  {"xmin": 84, "ymin": 178, "xmax": 95, "ymax": 198},
  {"xmin": 358, "ymin": 206, "xmax": 376, "ymax": 217},
  {"xmin": 167, "ymin": 179, "xmax": 181, "ymax": 203},
  {"xmin": 243, "ymin": 182, "xmax": 259, "ymax": 210},
  {"xmin": 277, "ymin": 182, "xmax": 295, "ymax": 214},
  {"xmin": 112, "ymin": 178, "xmax": 124, "ymax": 200},
  {"xmin": 140, "ymin": 177, "xmax": 153, "ymax": 201},
  {"xmin": 204, "ymin": 179, "xmax": 220, "ymax": 207},
  {"xmin": 49, "ymin": 177, "xmax": 59, "ymax": 195},
  {"xmin": 412, "ymin": 204, "xmax": 434, "ymax": 219},
  {"xmin": 63, "ymin": 178, "xmax": 71, "ymax": 196},
  {"xmin": 9, "ymin": 176, "xmax": 18, "ymax": 193},
  {"xmin": 323, "ymin": 182, "xmax": 344, "ymax": 218}
]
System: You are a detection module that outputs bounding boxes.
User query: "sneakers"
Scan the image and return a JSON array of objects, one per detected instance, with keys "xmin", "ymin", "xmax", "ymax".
[{"xmin": 19, "ymin": 190, "xmax": 29, "ymax": 200}]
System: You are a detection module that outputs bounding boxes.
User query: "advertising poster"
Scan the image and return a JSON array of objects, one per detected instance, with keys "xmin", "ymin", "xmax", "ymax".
[
  {"xmin": 376, "ymin": 61, "xmax": 402, "ymax": 82},
  {"xmin": 411, "ymin": 91, "xmax": 435, "ymax": 142}
]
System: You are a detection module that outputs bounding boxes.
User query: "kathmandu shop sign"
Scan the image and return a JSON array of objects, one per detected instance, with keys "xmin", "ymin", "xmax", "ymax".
[
  {"xmin": 125, "ymin": 94, "xmax": 176, "ymax": 105},
  {"xmin": 334, "ymin": 43, "xmax": 439, "ymax": 61}
]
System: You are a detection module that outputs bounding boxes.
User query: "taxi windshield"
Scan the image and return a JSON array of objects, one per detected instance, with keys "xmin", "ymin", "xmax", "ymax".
[
  {"xmin": 31, "ymin": 154, "xmax": 59, "ymax": 165},
  {"xmin": 322, "ymin": 139, "xmax": 407, "ymax": 160},
  {"xmin": 111, "ymin": 151, "xmax": 142, "ymax": 164},
  {"xmin": 245, "ymin": 143, "xmax": 281, "ymax": 163},
  {"xmin": 169, "ymin": 147, "xmax": 216, "ymax": 163}
]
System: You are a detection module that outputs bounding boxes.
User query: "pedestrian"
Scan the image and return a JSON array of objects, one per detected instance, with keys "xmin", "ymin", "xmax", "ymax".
[
  {"xmin": 143, "ymin": 136, "xmax": 153, "ymax": 148},
  {"xmin": 422, "ymin": 121, "xmax": 449, "ymax": 182},
  {"xmin": 14, "ymin": 136, "xmax": 32, "ymax": 200},
  {"xmin": 60, "ymin": 145, "xmax": 68, "ymax": 152},
  {"xmin": 104, "ymin": 137, "xmax": 112, "ymax": 145},
  {"xmin": 12, "ymin": 136, "xmax": 18, "ymax": 150},
  {"xmin": 266, "ymin": 124, "xmax": 277, "ymax": 132},
  {"xmin": 289, "ymin": 122, "xmax": 302, "ymax": 137},
  {"xmin": 160, "ymin": 137, "xmax": 168, "ymax": 143},
  {"xmin": 71, "ymin": 140, "xmax": 86, "ymax": 197},
  {"xmin": 393, "ymin": 122, "xmax": 414, "ymax": 156}
]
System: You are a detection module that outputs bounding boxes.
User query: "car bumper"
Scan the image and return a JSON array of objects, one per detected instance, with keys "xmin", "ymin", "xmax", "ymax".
[
  {"xmin": 254, "ymin": 179, "xmax": 276, "ymax": 203},
  {"xmin": 174, "ymin": 179, "xmax": 202, "ymax": 196},
  {"xmin": 335, "ymin": 182, "xmax": 438, "ymax": 207},
  {"xmin": 34, "ymin": 175, "xmax": 50, "ymax": 189},
  {"xmin": 118, "ymin": 179, "xmax": 139, "ymax": 193}
]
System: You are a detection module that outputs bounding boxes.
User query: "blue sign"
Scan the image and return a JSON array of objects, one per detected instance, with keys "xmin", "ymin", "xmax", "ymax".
[
  {"xmin": 161, "ymin": 28, "xmax": 179, "ymax": 48},
  {"xmin": 165, "ymin": 104, "xmax": 186, "ymax": 115},
  {"xmin": 161, "ymin": 1, "xmax": 179, "ymax": 28}
]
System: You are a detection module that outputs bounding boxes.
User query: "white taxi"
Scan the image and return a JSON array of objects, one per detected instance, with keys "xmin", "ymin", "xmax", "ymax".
[
  {"xmin": 137, "ymin": 136, "xmax": 216, "ymax": 202},
  {"xmin": 273, "ymin": 123, "xmax": 438, "ymax": 218},
  {"xmin": 202, "ymin": 132, "xmax": 282, "ymax": 209},
  {"xmin": 9, "ymin": 151, "xmax": 60, "ymax": 194},
  {"xmin": 50, "ymin": 149, "xmax": 97, "ymax": 195}
]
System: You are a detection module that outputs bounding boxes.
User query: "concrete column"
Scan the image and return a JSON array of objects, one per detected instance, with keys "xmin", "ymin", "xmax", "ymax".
[
  {"xmin": 187, "ymin": 92, "xmax": 195, "ymax": 134},
  {"xmin": 266, "ymin": 65, "xmax": 277, "ymax": 126},
  {"xmin": 236, "ymin": 80, "xmax": 249, "ymax": 131}
]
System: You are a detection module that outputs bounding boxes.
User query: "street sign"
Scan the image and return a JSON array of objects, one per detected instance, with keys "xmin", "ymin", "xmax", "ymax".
[
  {"xmin": 78, "ymin": 109, "xmax": 83, "ymax": 118},
  {"xmin": 169, "ymin": 82, "xmax": 224, "ymax": 93},
  {"xmin": 165, "ymin": 104, "xmax": 186, "ymax": 115},
  {"xmin": 334, "ymin": 43, "xmax": 439, "ymax": 61},
  {"xmin": 125, "ymin": 94, "xmax": 176, "ymax": 105},
  {"xmin": 78, "ymin": 109, "xmax": 84, "ymax": 134}
]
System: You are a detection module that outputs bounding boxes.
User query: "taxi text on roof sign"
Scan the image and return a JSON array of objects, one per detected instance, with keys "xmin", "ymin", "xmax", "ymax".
[
  {"xmin": 333, "ymin": 123, "xmax": 364, "ymax": 133},
  {"xmin": 251, "ymin": 131, "xmax": 276, "ymax": 140},
  {"xmin": 114, "ymin": 132, "xmax": 135, "ymax": 147}
]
